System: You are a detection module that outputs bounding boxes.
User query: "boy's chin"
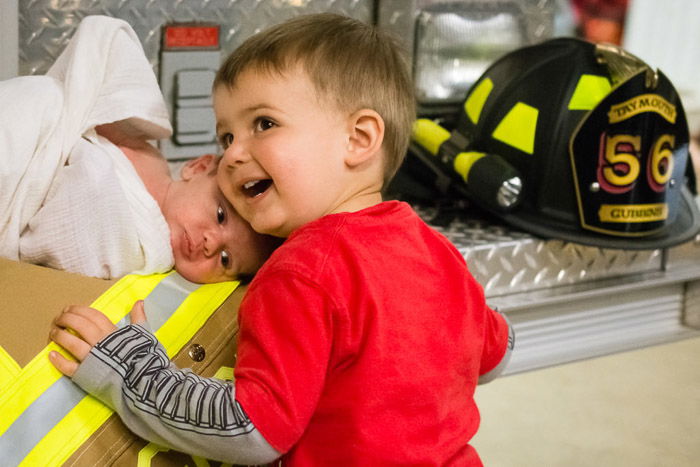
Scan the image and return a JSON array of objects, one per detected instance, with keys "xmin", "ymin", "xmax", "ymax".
[
  {"xmin": 255, "ymin": 224, "xmax": 288, "ymax": 238},
  {"xmin": 250, "ymin": 216, "xmax": 295, "ymax": 238}
]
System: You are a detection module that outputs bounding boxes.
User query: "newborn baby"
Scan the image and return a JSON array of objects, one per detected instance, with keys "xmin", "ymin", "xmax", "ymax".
[{"xmin": 18, "ymin": 121, "xmax": 279, "ymax": 282}]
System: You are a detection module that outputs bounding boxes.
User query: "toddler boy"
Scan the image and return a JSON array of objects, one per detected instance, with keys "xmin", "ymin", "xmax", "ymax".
[{"xmin": 51, "ymin": 13, "xmax": 513, "ymax": 465}]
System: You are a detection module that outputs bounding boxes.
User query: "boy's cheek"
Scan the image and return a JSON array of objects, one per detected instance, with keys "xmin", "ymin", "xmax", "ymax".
[
  {"xmin": 227, "ymin": 193, "xmax": 252, "ymax": 223},
  {"xmin": 216, "ymin": 174, "xmax": 237, "ymax": 203}
]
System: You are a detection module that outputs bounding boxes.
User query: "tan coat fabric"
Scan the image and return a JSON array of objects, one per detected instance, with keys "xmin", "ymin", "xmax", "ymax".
[{"xmin": 0, "ymin": 258, "xmax": 246, "ymax": 466}]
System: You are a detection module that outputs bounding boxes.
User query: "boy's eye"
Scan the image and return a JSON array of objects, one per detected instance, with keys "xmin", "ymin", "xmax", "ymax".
[
  {"xmin": 255, "ymin": 118, "xmax": 275, "ymax": 132},
  {"xmin": 219, "ymin": 133, "xmax": 233, "ymax": 149},
  {"xmin": 220, "ymin": 250, "xmax": 230, "ymax": 268},
  {"xmin": 217, "ymin": 205, "xmax": 226, "ymax": 224}
]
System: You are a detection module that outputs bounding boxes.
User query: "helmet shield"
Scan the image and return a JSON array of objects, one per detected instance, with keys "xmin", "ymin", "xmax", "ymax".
[
  {"xmin": 444, "ymin": 38, "xmax": 700, "ymax": 249},
  {"xmin": 570, "ymin": 69, "xmax": 690, "ymax": 237}
]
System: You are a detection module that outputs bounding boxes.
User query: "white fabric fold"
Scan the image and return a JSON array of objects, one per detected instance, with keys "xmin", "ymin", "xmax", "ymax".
[{"xmin": 0, "ymin": 15, "xmax": 174, "ymax": 278}]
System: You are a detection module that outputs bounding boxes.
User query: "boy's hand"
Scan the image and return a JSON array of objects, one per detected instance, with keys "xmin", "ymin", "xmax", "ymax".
[{"xmin": 49, "ymin": 300, "xmax": 147, "ymax": 377}]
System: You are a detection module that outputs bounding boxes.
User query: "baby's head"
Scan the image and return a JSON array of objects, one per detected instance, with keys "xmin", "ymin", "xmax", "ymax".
[
  {"xmin": 213, "ymin": 13, "xmax": 416, "ymax": 188},
  {"xmin": 162, "ymin": 154, "xmax": 280, "ymax": 283}
]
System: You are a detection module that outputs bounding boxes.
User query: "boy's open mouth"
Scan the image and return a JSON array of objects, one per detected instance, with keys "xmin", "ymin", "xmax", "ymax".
[{"xmin": 242, "ymin": 179, "xmax": 272, "ymax": 198}]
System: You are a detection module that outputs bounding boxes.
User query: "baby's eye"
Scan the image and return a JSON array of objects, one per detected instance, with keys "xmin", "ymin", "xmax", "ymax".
[
  {"xmin": 217, "ymin": 205, "xmax": 226, "ymax": 224},
  {"xmin": 255, "ymin": 118, "xmax": 275, "ymax": 132},
  {"xmin": 220, "ymin": 250, "xmax": 230, "ymax": 268},
  {"xmin": 219, "ymin": 133, "xmax": 233, "ymax": 149}
]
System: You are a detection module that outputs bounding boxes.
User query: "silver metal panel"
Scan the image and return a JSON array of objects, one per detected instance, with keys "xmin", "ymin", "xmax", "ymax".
[
  {"xmin": 19, "ymin": 0, "xmax": 373, "ymax": 76},
  {"xmin": 416, "ymin": 206, "xmax": 665, "ymax": 298},
  {"xmin": 416, "ymin": 206, "xmax": 700, "ymax": 373},
  {"xmin": 683, "ymin": 279, "xmax": 700, "ymax": 329},
  {"xmin": 504, "ymin": 281, "xmax": 700, "ymax": 374}
]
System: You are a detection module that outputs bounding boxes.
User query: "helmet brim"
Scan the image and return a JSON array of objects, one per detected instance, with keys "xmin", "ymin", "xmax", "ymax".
[{"xmin": 495, "ymin": 185, "xmax": 700, "ymax": 249}]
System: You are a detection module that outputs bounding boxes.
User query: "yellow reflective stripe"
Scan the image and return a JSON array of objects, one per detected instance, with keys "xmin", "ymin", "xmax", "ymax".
[
  {"xmin": 23, "ymin": 277, "xmax": 237, "ymax": 465},
  {"xmin": 0, "ymin": 346, "xmax": 21, "ymax": 389},
  {"xmin": 91, "ymin": 272, "xmax": 169, "ymax": 323},
  {"xmin": 464, "ymin": 78, "xmax": 493, "ymax": 124},
  {"xmin": 194, "ymin": 456, "xmax": 212, "ymax": 467},
  {"xmin": 492, "ymin": 102, "xmax": 539, "ymax": 155},
  {"xmin": 21, "ymin": 394, "xmax": 112, "ymax": 467},
  {"xmin": 568, "ymin": 74, "xmax": 611, "ymax": 110},
  {"xmin": 0, "ymin": 344, "xmax": 64, "ymax": 437},
  {"xmin": 138, "ymin": 442, "xmax": 172, "ymax": 467},
  {"xmin": 453, "ymin": 152, "xmax": 486, "ymax": 181},
  {"xmin": 0, "ymin": 273, "xmax": 165, "ymax": 438},
  {"xmin": 137, "ymin": 442, "xmax": 233, "ymax": 467},
  {"xmin": 156, "ymin": 280, "xmax": 238, "ymax": 358},
  {"xmin": 214, "ymin": 366, "xmax": 234, "ymax": 381},
  {"xmin": 412, "ymin": 119, "xmax": 450, "ymax": 156}
]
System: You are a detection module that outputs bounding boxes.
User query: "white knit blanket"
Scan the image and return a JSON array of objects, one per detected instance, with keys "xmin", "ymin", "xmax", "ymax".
[{"xmin": 0, "ymin": 16, "xmax": 174, "ymax": 279}]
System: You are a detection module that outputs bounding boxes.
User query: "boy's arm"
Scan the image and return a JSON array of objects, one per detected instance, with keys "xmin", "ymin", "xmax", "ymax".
[
  {"xmin": 478, "ymin": 308, "xmax": 515, "ymax": 384},
  {"xmin": 50, "ymin": 303, "xmax": 280, "ymax": 465}
]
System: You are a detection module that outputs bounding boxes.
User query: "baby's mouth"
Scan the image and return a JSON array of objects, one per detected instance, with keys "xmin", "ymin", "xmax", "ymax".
[{"xmin": 241, "ymin": 179, "xmax": 272, "ymax": 198}]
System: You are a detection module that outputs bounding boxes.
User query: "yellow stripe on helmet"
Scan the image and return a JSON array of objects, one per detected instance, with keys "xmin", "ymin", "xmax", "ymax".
[
  {"xmin": 465, "ymin": 78, "xmax": 494, "ymax": 124},
  {"xmin": 492, "ymin": 102, "xmax": 539, "ymax": 155},
  {"xmin": 568, "ymin": 74, "xmax": 611, "ymax": 111}
]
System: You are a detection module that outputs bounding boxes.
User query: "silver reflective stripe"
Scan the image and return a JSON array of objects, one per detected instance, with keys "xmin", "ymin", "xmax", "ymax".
[
  {"xmin": 115, "ymin": 273, "xmax": 199, "ymax": 329},
  {"xmin": 1, "ymin": 377, "xmax": 85, "ymax": 466},
  {"xmin": 144, "ymin": 273, "xmax": 200, "ymax": 330},
  {"xmin": 0, "ymin": 272, "xmax": 201, "ymax": 464}
]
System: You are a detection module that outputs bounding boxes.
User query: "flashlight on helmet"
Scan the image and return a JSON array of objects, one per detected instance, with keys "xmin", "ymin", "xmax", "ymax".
[{"xmin": 412, "ymin": 118, "xmax": 523, "ymax": 212}]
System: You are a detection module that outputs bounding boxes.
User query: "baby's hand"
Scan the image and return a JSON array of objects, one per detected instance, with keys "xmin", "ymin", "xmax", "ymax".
[{"xmin": 49, "ymin": 300, "xmax": 146, "ymax": 376}]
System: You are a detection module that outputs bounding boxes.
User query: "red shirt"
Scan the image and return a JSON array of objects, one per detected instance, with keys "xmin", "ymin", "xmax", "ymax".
[{"xmin": 235, "ymin": 201, "xmax": 508, "ymax": 465}]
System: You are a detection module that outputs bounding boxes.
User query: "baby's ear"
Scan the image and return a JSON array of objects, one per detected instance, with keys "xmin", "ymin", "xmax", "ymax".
[
  {"xmin": 345, "ymin": 109, "xmax": 384, "ymax": 168},
  {"xmin": 180, "ymin": 154, "xmax": 218, "ymax": 180}
]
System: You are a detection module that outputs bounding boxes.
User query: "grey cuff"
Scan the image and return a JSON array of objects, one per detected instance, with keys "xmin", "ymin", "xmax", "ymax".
[{"xmin": 479, "ymin": 310, "xmax": 515, "ymax": 384}]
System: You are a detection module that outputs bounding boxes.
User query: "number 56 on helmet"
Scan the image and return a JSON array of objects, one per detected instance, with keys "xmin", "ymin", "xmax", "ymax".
[{"xmin": 412, "ymin": 37, "xmax": 700, "ymax": 249}]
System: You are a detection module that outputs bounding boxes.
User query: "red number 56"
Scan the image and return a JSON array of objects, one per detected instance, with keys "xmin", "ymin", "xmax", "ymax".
[{"xmin": 597, "ymin": 133, "xmax": 675, "ymax": 194}]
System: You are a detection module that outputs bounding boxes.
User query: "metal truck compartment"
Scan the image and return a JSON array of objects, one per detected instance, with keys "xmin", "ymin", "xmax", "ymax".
[{"xmin": 414, "ymin": 204, "xmax": 700, "ymax": 373}]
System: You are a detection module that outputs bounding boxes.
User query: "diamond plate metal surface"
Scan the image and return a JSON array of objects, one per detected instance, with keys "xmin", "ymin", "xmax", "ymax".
[
  {"xmin": 19, "ymin": 0, "xmax": 373, "ymax": 76},
  {"xmin": 415, "ymin": 205, "xmax": 665, "ymax": 298}
]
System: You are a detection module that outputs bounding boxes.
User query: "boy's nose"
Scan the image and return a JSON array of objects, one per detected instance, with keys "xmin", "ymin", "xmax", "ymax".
[{"xmin": 222, "ymin": 138, "xmax": 250, "ymax": 166}]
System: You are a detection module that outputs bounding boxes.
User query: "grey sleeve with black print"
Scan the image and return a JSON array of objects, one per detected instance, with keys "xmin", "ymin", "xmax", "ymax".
[
  {"xmin": 478, "ymin": 310, "xmax": 515, "ymax": 385},
  {"xmin": 72, "ymin": 324, "xmax": 280, "ymax": 465}
]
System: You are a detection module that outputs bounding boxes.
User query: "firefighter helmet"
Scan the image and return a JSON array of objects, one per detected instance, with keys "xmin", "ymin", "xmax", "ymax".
[{"xmin": 415, "ymin": 37, "xmax": 700, "ymax": 249}]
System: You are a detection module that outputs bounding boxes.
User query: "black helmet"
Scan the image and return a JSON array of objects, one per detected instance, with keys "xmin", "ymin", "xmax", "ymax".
[{"xmin": 410, "ymin": 37, "xmax": 700, "ymax": 249}]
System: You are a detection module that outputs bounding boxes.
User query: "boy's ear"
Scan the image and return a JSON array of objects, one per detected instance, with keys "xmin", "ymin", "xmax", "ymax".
[
  {"xmin": 180, "ymin": 154, "xmax": 218, "ymax": 180},
  {"xmin": 345, "ymin": 109, "xmax": 384, "ymax": 168}
]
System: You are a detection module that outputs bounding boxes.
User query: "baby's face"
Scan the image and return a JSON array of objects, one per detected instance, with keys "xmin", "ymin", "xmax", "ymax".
[
  {"xmin": 162, "ymin": 156, "xmax": 275, "ymax": 283},
  {"xmin": 213, "ymin": 66, "xmax": 354, "ymax": 237}
]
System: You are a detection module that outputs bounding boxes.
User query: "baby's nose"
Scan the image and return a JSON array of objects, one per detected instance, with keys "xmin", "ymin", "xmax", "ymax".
[{"xmin": 203, "ymin": 229, "xmax": 229, "ymax": 257}]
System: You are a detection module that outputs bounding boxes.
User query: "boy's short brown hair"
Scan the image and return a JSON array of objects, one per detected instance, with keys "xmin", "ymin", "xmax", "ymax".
[{"xmin": 214, "ymin": 13, "xmax": 416, "ymax": 187}]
